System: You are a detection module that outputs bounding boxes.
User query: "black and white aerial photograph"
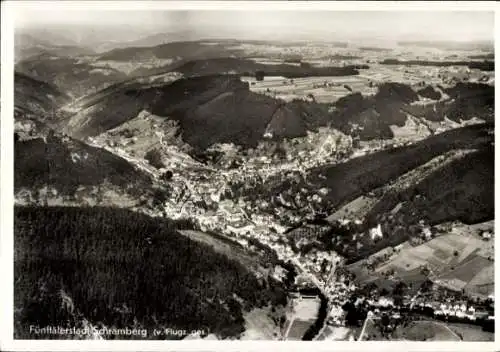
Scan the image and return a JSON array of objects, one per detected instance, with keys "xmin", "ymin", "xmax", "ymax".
[{"xmin": 4, "ymin": 1, "xmax": 496, "ymax": 346}]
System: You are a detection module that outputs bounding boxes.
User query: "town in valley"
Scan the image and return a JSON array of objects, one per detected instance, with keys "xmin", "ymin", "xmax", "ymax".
[{"xmin": 11, "ymin": 6, "xmax": 495, "ymax": 342}]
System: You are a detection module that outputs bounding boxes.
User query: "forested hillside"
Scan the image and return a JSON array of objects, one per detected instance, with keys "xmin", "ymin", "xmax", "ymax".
[
  {"xmin": 266, "ymin": 123, "xmax": 493, "ymax": 213},
  {"xmin": 59, "ymin": 70, "xmax": 494, "ymax": 152},
  {"xmin": 15, "ymin": 135, "xmax": 154, "ymax": 201},
  {"xmin": 14, "ymin": 206, "xmax": 287, "ymax": 339}
]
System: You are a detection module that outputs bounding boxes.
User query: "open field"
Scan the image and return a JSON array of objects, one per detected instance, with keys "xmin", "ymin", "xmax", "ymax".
[
  {"xmin": 360, "ymin": 63, "xmax": 493, "ymax": 87},
  {"xmin": 361, "ymin": 318, "xmax": 463, "ymax": 341},
  {"xmin": 347, "ymin": 241, "xmax": 425, "ymax": 291},
  {"xmin": 93, "ymin": 112, "xmax": 173, "ymax": 157},
  {"xmin": 241, "ymin": 307, "xmax": 281, "ymax": 340},
  {"xmin": 389, "ymin": 116, "xmax": 433, "ymax": 142},
  {"xmin": 284, "ymin": 296, "xmax": 320, "ymax": 340},
  {"xmin": 464, "ymin": 265, "xmax": 494, "ymax": 298},
  {"xmin": 286, "ymin": 320, "xmax": 313, "ymax": 340},
  {"xmin": 447, "ymin": 323, "xmax": 495, "ymax": 341},
  {"xmin": 359, "ymin": 318, "xmax": 383, "ymax": 341},
  {"xmin": 438, "ymin": 255, "xmax": 491, "ymax": 285},
  {"xmin": 241, "ymin": 75, "xmax": 376, "ymax": 103},
  {"xmin": 293, "ymin": 297, "xmax": 321, "ymax": 320},
  {"xmin": 349, "ymin": 226, "xmax": 493, "ymax": 297},
  {"xmin": 447, "ymin": 221, "xmax": 494, "ymax": 258},
  {"xmin": 394, "ymin": 320, "xmax": 461, "ymax": 341},
  {"xmin": 327, "ymin": 195, "xmax": 379, "ymax": 222},
  {"xmin": 358, "ymin": 64, "xmax": 444, "ymax": 86},
  {"xmin": 250, "ymin": 58, "xmax": 301, "ymax": 66},
  {"xmin": 378, "ymin": 232, "xmax": 492, "ymax": 272}
]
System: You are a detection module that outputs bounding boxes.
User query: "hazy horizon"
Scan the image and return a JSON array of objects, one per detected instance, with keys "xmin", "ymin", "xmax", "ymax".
[{"xmin": 15, "ymin": 10, "xmax": 495, "ymax": 47}]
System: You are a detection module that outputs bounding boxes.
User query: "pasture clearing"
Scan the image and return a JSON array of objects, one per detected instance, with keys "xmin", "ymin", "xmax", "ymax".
[
  {"xmin": 293, "ymin": 297, "xmax": 321, "ymax": 320},
  {"xmin": 241, "ymin": 75, "xmax": 376, "ymax": 103},
  {"xmin": 394, "ymin": 320, "xmax": 461, "ymax": 341},
  {"xmin": 359, "ymin": 64, "xmax": 444, "ymax": 86},
  {"xmin": 463, "ymin": 261, "xmax": 494, "ymax": 299},
  {"xmin": 378, "ymin": 232, "xmax": 489, "ymax": 276},
  {"xmin": 449, "ymin": 221, "xmax": 494, "ymax": 258},
  {"xmin": 327, "ymin": 195, "xmax": 379, "ymax": 223},
  {"xmin": 439, "ymin": 255, "xmax": 491, "ymax": 283},
  {"xmin": 284, "ymin": 296, "xmax": 320, "ymax": 340},
  {"xmin": 241, "ymin": 307, "xmax": 281, "ymax": 340},
  {"xmin": 447, "ymin": 323, "xmax": 494, "ymax": 341},
  {"xmin": 466, "ymin": 264, "xmax": 494, "ymax": 287},
  {"xmin": 286, "ymin": 320, "xmax": 313, "ymax": 340},
  {"xmin": 93, "ymin": 59, "xmax": 176, "ymax": 75},
  {"xmin": 468, "ymin": 220, "xmax": 495, "ymax": 233},
  {"xmin": 350, "ymin": 228, "xmax": 494, "ymax": 298},
  {"xmin": 465, "ymin": 264, "xmax": 494, "ymax": 297},
  {"xmin": 347, "ymin": 261, "xmax": 379, "ymax": 284},
  {"xmin": 390, "ymin": 116, "xmax": 432, "ymax": 142},
  {"xmin": 359, "ymin": 318, "xmax": 384, "ymax": 341}
]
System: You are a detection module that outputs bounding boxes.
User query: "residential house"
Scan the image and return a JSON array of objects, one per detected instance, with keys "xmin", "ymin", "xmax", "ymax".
[
  {"xmin": 370, "ymin": 224, "xmax": 383, "ymax": 241},
  {"xmin": 482, "ymin": 231, "xmax": 492, "ymax": 240},
  {"xmin": 377, "ymin": 297, "xmax": 395, "ymax": 308}
]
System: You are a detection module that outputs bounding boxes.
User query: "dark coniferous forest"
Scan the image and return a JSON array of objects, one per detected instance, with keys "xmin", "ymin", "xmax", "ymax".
[{"xmin": 14, "ymin": 206, "xmax": 287, "ymax": 339}]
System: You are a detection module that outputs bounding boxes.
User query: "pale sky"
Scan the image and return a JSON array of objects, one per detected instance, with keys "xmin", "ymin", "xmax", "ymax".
[{"xmin": 14, "ymin": 9, "xmax": 494, "ymax": 44}]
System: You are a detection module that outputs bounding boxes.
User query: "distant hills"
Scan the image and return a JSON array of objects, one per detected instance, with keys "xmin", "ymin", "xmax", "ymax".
[
  {"xmin": 14, "ymin": 72, "xmax": 70, "ymax": 119},
  {"xmin": 15, "ymin": 59, "xmax": 493, "ymax": 159},
  {"xmin": 50, "ymin": 68, "xmax": 493, "ymax": 152},
  {"xmin": 15, "ymin": 56, "xmax": 128, "ymax": 98},
  {"xmin": 52, "ymin": 75, "xmax": 328, "ymax": 147},
  {"xmin": 98, "ymin": 40, "xmax": 244, "ymax": 62},
  {"xmin": 13, "ymin": 33, "xmax": 496, "ymax": 342},
  {"xmin": 171, "ymin": 57, "xmax": 366, "ymax": 78},
  {"xmin": 15, "ymin": 45, "xmax": 365, "ymax": 99},
  {"xmin": 15, "ymin": 33, "xmax": 96, "ymax": 61},
  {"xmin": 381, "ymin": 59, "xmax": 494, "ymax": 72},
  {"xmin": 468, "ymin": 53, "xmax": 494, "ymax": 60},
  {"xmin": 15, "ymin": 37, "xmax": 494, "ymax": 103},
  {"xmin": 397, "ymin": 40, "xmax": 494, "ymax": 52}
]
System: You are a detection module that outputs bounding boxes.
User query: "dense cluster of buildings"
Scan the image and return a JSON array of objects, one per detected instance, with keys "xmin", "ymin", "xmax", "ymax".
[{"xmin": 88, "ymin": 120, "xmax": 494, "ymax": 338}]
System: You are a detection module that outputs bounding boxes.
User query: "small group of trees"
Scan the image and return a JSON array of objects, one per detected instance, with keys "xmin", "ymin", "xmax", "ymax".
[
  {"xmin": 152, "ymin": 188, "xmax": 170, "ymax": 207},
  {"xmin": 160, "ymin": 170, "xmax": 173, "ymax": 181},
  {"xmin": 144, "ymin": 148, "xmax": 164, "ymax": 169},
  {"xmin": 255, "ymin": 70, "xmax": 265, "ymax": 81}
]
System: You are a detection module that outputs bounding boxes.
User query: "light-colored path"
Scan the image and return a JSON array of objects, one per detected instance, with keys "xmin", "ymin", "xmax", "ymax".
[{"xmin": 358, "ymin": 316, "xmax": 371, "ymax": 341}]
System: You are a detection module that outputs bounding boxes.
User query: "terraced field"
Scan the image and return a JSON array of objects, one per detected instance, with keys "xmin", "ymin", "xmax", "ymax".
[
  {"xmin": 241, "ymin": 75, "xmax": 376, "ymax": 103},
  {"xmin": 349, "ymin": 226, "xmax": 494, "ymax": 298}
]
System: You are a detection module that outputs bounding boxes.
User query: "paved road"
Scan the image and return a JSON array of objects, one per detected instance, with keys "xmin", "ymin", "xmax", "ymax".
[
  {"xmin": 283, "ymin": 316, "xmax": 296, "ymax": 340},
  {"xmin": 358, "ymin": 314, "xmax": 372, "ymax": 341}
]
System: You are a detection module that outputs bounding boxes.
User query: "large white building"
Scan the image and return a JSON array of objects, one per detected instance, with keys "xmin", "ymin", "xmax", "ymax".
[{"xmin": 370, "ymin": 224, "xmax": 383, "ymax": 241}]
